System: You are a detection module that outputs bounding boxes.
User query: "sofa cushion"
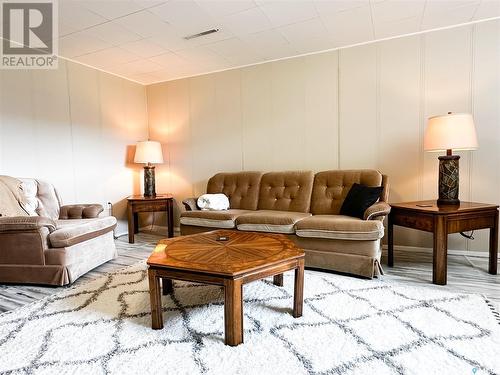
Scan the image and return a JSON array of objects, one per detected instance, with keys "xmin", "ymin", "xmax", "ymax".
[
  {"xmin": 257, "ymin": 171, "xmax": 314, "ymax": 213},
  {"xmin": 180, "ymin": 209, "xmax": 252, "ymax": 229},
  {"xmin": 207, "ymin": 172, "xmax": 263, "ymax": 210},
  {"xmin": 236, "ymin": 210, "xmax": 311, "ymax": 234},
  {"xmin": 310, "ymin": 170, "xmax": 383, "ymax": 215},
  {"xmin": 295, "ymin": 215, "xmax": 384, "ymax": 240},
  {"xmin": 49, "ymin": 217, "xmax": 117, "ymax": 247}
]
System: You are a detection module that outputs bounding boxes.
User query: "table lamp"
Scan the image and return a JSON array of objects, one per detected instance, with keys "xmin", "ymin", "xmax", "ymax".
[
  {"xmin": 423, "ymin": 112, "xmax": 478, "ymax": 205},
  {"xmin": 134, "ymin": 140, "xmax": 164, "ymax": 197}
]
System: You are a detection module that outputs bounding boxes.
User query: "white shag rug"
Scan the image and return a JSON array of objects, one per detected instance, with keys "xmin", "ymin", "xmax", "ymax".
[{"xmin": 1, "ymin": 261, "xmax": 499, "ymax": 375}]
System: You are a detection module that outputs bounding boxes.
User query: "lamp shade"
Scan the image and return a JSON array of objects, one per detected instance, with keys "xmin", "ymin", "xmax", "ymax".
[
  {"xmin": 134, "ymin": 141, "xmax": 164, "ymax": 164},
  {"xmin": 424, "ymin": 113, "xmax": 478, "ymax": 152}
]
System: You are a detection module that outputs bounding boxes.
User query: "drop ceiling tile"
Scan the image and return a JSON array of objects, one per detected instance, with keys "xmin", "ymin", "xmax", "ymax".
[
  {"xmin": 371, "ymin": 0, "xmax": 425, "ymax": 24},
  {"xmin": 374, "ymin": 16, "xmax": 421, "ymax": 39},
  {"xmin": 85, "ymin": 22, "xmax": 143, "ymax": 45},
  {"xmin": 114, "ymin": 10, "xmax": 172, "ymax": 38},
  {"xmin": 149, "ymin": 0, "xmax": 218, "ymax": 35},
  {"xmin": 59, "ymin": 32, "xmax": 112, "ymax": 58},
  {"xmin": 241, "ymin": 29, "xmax": 297, "ymax": 59},
  {"xmin": 120, "ymin": 38, "xmax": 169, "ymax": 58},
  {"xmin": 422, "ymin": 1, "xmax": 480, "ymax": 28},
  {"xmin": 220, "ymin": 7, "xmax": 273, "ymax": 36},
  {"xmin": 195, "ymin": 0, "xmax": 256, "ymax": 17},
  {"xmin": 321, "ymin": 5, "xmax": 374, "ymax": 45},
  {"xmin": 75, "ymin": 47, "xmax": 140, "ymax": 69},
  {"xmin": 175, "ymin": 45, "xmax": 229, "ymax": 65},
  {"xmin": 257, "ymin": 0, "xmax": 318, "ymax": 27},
  {"xmin": 81, "ymin": 1, "xmax": 145, "ymax": 20},
  {"xmin": 278, "ymin": 17, "xmax": 334, "ymax": 53},
  {"xmin": 314, "ymin": 0, "xmax": 369, "ymax": 16},
  {"xmin": 59, "ymin": 2, "xmax": 108, "ymax": 31},
  {"xmin": 112, "ymin": 59, "xmax": 164, "ymax": 75},
  {"xmin": 473, "ymin": 0, "xmax": 500, "ymax": 20},
  {"xmin": 149, "ymin": 52, "xmax": 188, "ymax": 68}
]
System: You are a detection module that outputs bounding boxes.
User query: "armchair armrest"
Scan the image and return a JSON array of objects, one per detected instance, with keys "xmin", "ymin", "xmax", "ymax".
[
  {"xmin": 0, "ymin": 216, "xmax": 57, "ymax": 233},
  {"xmin": 364, "ymin": 202, "xmax": 391, "ymax": 220},
  {"xmin": 182, "ymin": 198, "xmax": 199, "ymax": 211},
  {"xmin": 59, "ymin": 204, "xmax": 103, "ymax": 219}
]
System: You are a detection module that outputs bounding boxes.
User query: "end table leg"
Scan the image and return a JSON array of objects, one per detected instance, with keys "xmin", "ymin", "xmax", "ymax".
[
  {"xmin": 433, "ymin": 216, "xmax": 448, "ymax": 285},
  {"xmin": 388, "ymin": 213, "xmax": 394, "ymax": 267},
  {"xmin": 127, "ymin": 205, "xmax": 134, "ymax": 244},
  {"xmin": 162, "ymin": 278, "xmax": 173, "ymax": 295},
  {"xmin": 273, "ymin": 273, "xmax": 283, "ymax": 287},
  {"xmin": 167, "ymin": 199, "xmax": 174, "ymax": 238},
  {"xmin": 224, "ymin": 279, "xmax": 243, "ymax": 346},
  {"xmin": 489, "ymin": 210, "xmax": 498, "ymax": 275},
  {"xmin": 293, "ymin": 259, "xmax": 304, "ymax": 318},
  {"xmin": 148, "ymin": 268, "xmax": 163, "ymax": 329}
]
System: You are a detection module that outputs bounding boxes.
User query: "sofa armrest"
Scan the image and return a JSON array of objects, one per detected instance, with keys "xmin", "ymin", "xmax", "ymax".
[
  {"xmin": 182, "ymin": 198, "xmax": 199, "ymax": 211},
  {"xmin": 364, "ymin": 202, "xmax": 391, "ymax": 220},
  {"xmin": 59, "ymin": 204, "xmax": 103, "ymax": 219},
  {"xmin": 0, "ymin": 216, "xmax": 57, "ymax": 233}
]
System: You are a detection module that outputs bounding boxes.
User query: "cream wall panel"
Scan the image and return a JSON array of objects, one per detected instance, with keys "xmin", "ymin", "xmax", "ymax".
[
  {"xmin": 66, "ymin": 63, "xmax": 105, "ymax": 205},
  {"xmin": 303, "ymin": 52, "xmax": 339, "ymax": 171},
  {"xmin": 339, "ymin": 44, "xmax": 378, "ymax": 169},
  {"xmin": 270, "ymin": 58, "xmax": 307, "ymax": 170},
  {"xmin": 1, "ymin": 71, "xmax": 38, "ymax": 177},
  {"xmin": 241, "ymin": 63, "xmax": 274, "ymax": 170},
  {"xmin": 189, "ymin": 75, "xmax": 219, "ymax": 196},
  {"xmin": 423, "ymin": 26, "xmax": 473, "ymax": 251},
  {"xmin": 470, "ymin": 20, "xmax": 500, "ymax": 251},
  {"xmin": 378, "ymin": 35, "xmax": 424, "ymax": 247},
  {"xmin": 167, "ymin": 80, "xmax": 192, "ymax": 226}
]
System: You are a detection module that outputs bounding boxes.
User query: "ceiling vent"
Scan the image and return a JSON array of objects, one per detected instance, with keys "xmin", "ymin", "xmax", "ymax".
[{"xmin": 184, "ymin": 28, "xmax": 220, "ymax": 40}]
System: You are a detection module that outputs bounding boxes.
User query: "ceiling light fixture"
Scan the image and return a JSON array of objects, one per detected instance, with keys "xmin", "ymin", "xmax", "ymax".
[{"xmin": 184, "ymin": 28, "xmax": 220, "ymax": 40}]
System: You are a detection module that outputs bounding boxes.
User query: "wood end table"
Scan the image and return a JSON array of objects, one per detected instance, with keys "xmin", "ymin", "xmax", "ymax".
[
  {"xmin": 147, "ymin": 230, "xmax": 305, "ymax": 346},
  {"xmin": 388, "ymin": 200, "xmax": 499, "ymax": 285},
  {"xmin": 127, "ymin": 194, "xmax": 174, "ymax": 243}
]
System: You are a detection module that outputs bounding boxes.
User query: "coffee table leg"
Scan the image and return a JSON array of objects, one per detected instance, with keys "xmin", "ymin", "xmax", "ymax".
[
  {"xmin": 148, "ymin": 268, "xmax": 163, "ymax": 330},
  {"xmin": 224, "ymin": 278, "xmax": 243, "ymax": 346},
  {"xmin": 293, "ymin": 259, "xmax": 304, "ymax": 318},
  {"xmin": 162, "ymin": 278, "xmax": 173, "ymax": 295},
  {"xmin": 273, "ymin": 273, "xmax": 283, "ymax": 287}
]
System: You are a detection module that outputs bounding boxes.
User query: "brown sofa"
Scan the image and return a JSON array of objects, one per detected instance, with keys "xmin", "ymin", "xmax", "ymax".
[
  {"xmin": 180, "ymin": 170, "xmax": 390, "ymax": 278},
  {"xmin": 0, "ymin": 178, "xmax": 117, "ymax": 286}
]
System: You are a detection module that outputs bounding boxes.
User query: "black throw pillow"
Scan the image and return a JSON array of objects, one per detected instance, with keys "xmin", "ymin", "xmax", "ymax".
[{"xmin": 340, "ymin": 183, "xmax": 383, "ymax": 219}]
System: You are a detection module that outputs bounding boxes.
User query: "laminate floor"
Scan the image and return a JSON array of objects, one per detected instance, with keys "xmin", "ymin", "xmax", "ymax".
[{"xmin": 1, "ymin": 232, "xmax": 499, "ymax": 313}]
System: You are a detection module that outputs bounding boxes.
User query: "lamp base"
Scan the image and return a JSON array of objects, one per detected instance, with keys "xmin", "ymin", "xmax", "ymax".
[
  {"xmin": 143, "ymin": 165, "xmax": 156, "ymax": 197},
  {"xmin": 437, "ymin": 153, "xmax": 460, "ymax": 206}
]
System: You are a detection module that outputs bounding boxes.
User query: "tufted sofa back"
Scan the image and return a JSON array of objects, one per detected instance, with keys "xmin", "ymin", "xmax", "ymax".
[
  {"xmin": 310, "ymin": 170, "xmax": 385, "ymax": 215},
  {"xmin": 257, "ymin": 171, "xmax": 314, "ymax": 213},
  {"xmin": 18, "ymin": 178, "xmax": 61, "ymax": 220},
  {"xmin": 207, "ymin": 172, "xmax": 263, "ymax": 210}
]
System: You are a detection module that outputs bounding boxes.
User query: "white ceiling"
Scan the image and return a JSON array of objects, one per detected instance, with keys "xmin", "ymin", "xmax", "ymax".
[{"xmin": 56, "ymin": 0, "xmax": 500, "ymax": 85}]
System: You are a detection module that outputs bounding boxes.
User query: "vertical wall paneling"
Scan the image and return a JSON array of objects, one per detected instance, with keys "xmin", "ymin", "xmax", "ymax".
[{"xmin": 339, "ymin": 44, "xmax": 378, "ymax": 169}]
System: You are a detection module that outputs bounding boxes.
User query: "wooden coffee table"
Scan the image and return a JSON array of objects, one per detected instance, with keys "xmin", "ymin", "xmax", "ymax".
[{"xmin": 147, "ymin": 230, "xmax": 305, "ymax": 346}]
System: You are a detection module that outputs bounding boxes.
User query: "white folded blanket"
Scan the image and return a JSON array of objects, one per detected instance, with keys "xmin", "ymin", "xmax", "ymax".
[{"xmin": 197, "ymin": 193, "xmax": 230, "ymax": 211}]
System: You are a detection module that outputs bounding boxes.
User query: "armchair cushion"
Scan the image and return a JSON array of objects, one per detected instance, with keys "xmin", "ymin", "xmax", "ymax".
[
  {"xmin": 59, "ymin": 204, "xmax": 103, "ymax": 219},
  {"xmin": 49, "ymin": 217, "xmax": 116, "ymax": 247},
  {"xmin": 364, "ymin": 202, "xmax": 391, "ymax": 220},
  {"xmin": 0, "ymin": 216, "xmax": 56, "ymax": 233}
]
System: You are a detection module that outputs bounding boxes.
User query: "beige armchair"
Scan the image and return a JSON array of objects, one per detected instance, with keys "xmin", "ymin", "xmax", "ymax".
[{"xmin": 0, "ymin": 178, "xmax": 117, "ymax": 286}]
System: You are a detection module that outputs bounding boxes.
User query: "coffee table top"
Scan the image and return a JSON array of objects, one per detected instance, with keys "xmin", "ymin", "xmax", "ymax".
[{"xmin": 147, "ymin": 230, "xmax": 305, "ymax": 277}]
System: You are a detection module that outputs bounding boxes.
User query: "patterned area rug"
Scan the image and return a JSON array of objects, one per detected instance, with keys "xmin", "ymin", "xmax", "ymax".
[{"xmin": 1, "ymin": 261, "xmax": 499, "ymax": 375}]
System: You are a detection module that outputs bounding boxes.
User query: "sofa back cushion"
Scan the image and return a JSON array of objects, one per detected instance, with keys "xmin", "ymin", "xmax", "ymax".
[
  {"xmin": 257, "ymin": 171, "xmax": 314, "ymax": 213},
  {"xmin": 311, "ymin": 170, "xmax": 383, "ymax": 215},
  {"xmin": 207, "ymin": 172, "xmax": 263, "ymax": 210},
  {"xmin": 19, "ymin": 178, "xmax": 61, "ymax": 220}
]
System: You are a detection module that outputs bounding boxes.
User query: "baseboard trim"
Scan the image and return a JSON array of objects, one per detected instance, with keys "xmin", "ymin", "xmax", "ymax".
[{"xmin": 382, "ymin": 244, "xmax": 490, "ymax": 258}]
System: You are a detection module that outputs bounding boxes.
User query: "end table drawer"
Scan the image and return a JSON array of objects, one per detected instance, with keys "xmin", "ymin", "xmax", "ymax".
[{"xmin": 392, "ymin": 212, "xmax": 433, "ymax": 232}]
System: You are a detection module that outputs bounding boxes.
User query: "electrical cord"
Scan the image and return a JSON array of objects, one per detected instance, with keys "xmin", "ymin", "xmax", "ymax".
[{"xmin": 460, "ymin": 231, "xmax": 475, "ymax": 240}]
